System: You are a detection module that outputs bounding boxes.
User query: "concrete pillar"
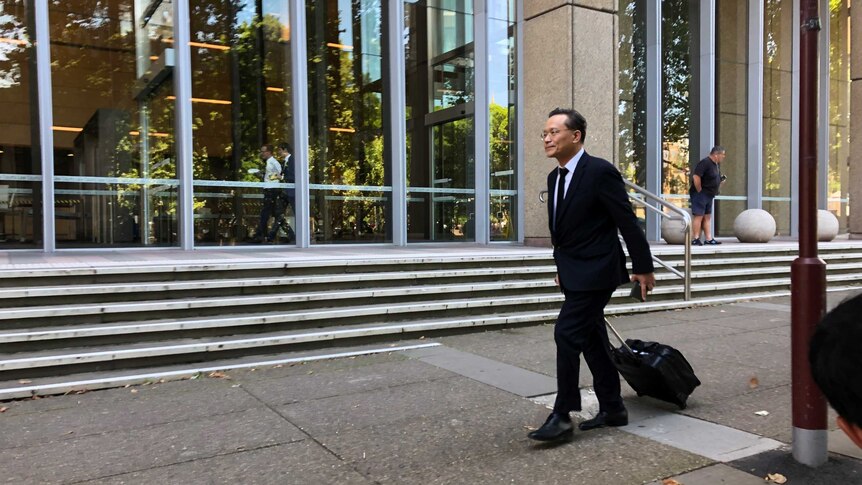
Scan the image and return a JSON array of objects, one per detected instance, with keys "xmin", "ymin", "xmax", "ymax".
[
  {"xmin": 851, "ymin": 4, "xmax": 862, "ymax": 238},
  {"xmin": 523, "ymin": 1, "xmax": 618, "ymax": 246}
]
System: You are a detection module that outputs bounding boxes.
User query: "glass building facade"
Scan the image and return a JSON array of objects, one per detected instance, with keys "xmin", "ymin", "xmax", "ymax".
[
  {"xmin": 616, "ymin": 0, "xmax": 852, "ymax": 239},
  {"xmin": 0, "ymin": 1, "xmax": 854, "ymax": 251},
  {"xmin": 0, "ymin": 0, "xmax": 518, "ymax": 250}
]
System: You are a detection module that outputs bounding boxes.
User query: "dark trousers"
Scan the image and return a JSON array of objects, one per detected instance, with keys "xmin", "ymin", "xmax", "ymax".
[
  {"xmin": 552, "ymin": 287, "xmax": 623, "ymax": 415},
  {"xmin": 268, "ymin": 193, "xmax": 295, "ymax": 241},
  {"xmin": 256, "ymin": 189, "xmax": 280, "ymax": 238}
]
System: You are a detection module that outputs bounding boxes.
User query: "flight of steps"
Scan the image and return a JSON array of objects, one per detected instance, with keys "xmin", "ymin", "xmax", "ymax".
[{"xmin": 1, "ymin": 243, "xmax": 861, "ymax": 398}]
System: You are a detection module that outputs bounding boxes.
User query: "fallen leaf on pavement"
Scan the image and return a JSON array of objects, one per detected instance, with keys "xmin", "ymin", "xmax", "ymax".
[
  {"xmin": 18, "ymin": 379, "xmax": 31, "ymax": 384},
  {"xmin": 130, "ymin": 389, "xmax": 138, "ymax": 394},
  {"xmin": 208, "ymin": 371, "xmax": 229, "ymax": 379},
  {"xmin": 749, "ymin": 377, "xmax": 760, "ymax": 389},
  {"xmin": 765, "ymin": 472, "xmax": 787, "ymax": 483},
  {"xmin": 662, "ymin": 479, "xmax": 683, "ymax": 485},
  {"xmin": 755, "ymin": 410, "xmax": 770, "ymax": 416},
  {"xmin": 0, "ymin": 407, "xmax": 8, "ymax": 413}
]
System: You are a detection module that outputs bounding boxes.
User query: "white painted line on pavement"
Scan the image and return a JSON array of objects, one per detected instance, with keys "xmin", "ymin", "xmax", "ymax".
[{"xmin": 530, "ymin": 391, "xmax": 783, "ymax": 462}]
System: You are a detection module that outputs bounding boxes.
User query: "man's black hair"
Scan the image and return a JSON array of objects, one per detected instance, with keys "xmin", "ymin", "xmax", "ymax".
[
  {"xmin": 548, "ymin": 107, "xmax": 587, "ymax": 141},
  {"xmin": 278, "ymin": 142, "xmax": 292, "ymax": 154},
  {"xmin": 810, "ymin": 293, "xmax": 862, "ymax": 427}
]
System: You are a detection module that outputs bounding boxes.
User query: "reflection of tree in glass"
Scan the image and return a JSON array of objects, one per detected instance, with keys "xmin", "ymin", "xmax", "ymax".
[
  {"xmin": 763, "ymin": 0, "xmax": 786, "ymax": 194},
  {"xmin": 827, "ymin": 0, "xmax": 848, "ymax": 207},
  {"xmin": 661, "ymin": 0, "xmax": 692, "ymax": 196},
  {"xmin": 307, "ymin": 0, "xmax": 386, "ymax": 240},
  {"xmin": 617, "ymin": 0, "xmax": 646, "ymax": 187},
  {"xmin": 0, "ymin": 9, "xmax": 26, "ymax": 89}
]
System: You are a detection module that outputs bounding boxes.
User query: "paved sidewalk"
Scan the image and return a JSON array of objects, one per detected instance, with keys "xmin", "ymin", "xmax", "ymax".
[{"xmin": 1, "ymin": 291, "xmax": 861, "ymax": 484}]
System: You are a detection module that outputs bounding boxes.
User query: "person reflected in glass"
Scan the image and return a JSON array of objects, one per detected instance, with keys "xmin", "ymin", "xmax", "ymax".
[
  {"xmin": 253, "ymin": 144, "xmax": 281, "ymax": 243},
  {"xmin": 268, "ymin": 142, "xmax": 296, "ymax": 244}
]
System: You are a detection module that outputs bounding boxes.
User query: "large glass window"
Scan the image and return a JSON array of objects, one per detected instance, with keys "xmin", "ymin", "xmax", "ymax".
[
  {"xmin": 488, "ymin": 1, "xmax": 516, "ymax": 242},
  {"xmin": 828, "ymin": 0, "xmax": 850, "ymax": 232},
  {"xmin": 763, "ymin": 0, "xmax": 793, "ymax": 235},
  {"xmin": 617, "ymin": 0, "xmax": 647, "ymax": 189},
  {"xmin": 306, "ymin": 0, "xmax": 389, "ymax": 244},
  {"xmin": 50, "ymin": 0, "xmax": 178, "ymax": 248},
  {"xmin": 715, "ymin": 0, "xmax": 748, "ymax": 235},
  {"xmin": 405, "ymin": 0, "xmax": 475, "ymax": 242},
  {"xmin": 661, "ymin": 0, "xmax": 696, "ymax": 209},
  {"xmin": 0, "ymin": 1, "xmax": 42, "ymax": 248},
  {"xmin": 189, "ymin": 0, "xmax": 293, "ymax": 246}
]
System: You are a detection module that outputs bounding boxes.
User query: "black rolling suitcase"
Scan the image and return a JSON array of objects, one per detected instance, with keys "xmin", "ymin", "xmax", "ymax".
[{"xmin": 604, "ymin": 318, "xmax": 701, "ymax": 409}]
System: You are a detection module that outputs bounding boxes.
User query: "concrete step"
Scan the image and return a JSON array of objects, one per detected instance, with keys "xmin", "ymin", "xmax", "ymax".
[
  {"xmin": 3, "ymin": 283, "xmax": 860, "ymax": 384},
  {"xmin": 0, "ymin": 265, "xmax": 559, "ymax": 306},
  {"xmin": 2, "ymin": 271, "xmax": 860, "ymax": 350},
  {"xmin": 0, "ymin": 253, "xmax": 555, "ymax": 287},
  {"xmin": 1, "ymin": 243, "xmax": 860, "ymax": 385}
]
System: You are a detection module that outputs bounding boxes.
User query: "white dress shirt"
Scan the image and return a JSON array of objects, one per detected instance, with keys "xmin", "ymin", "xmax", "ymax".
[{"xmin": 554, "ymin": 147, "xmax": 585, "ymax": 218}]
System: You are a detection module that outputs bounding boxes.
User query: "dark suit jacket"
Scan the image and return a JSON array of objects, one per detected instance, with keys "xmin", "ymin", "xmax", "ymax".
[
  {"xmin": 548, "ymin": 152, "xmax": 654, "ymax": 292},
  {"xmin": 281, "ymin": 154, "xmax": 295, "ymax": 199}
]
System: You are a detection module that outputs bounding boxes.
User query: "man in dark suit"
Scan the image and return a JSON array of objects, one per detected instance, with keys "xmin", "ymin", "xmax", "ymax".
[
  {"xmin": 268, "ymin": 142, "xmax": 296, "ymax": 244},
  {"xmin": 528, "ymin": 108, "xmax": 656, "ymax": 442}
]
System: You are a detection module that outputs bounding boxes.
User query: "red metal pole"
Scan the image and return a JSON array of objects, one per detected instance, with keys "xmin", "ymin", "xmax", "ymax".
[{"xmin": 791, "ymin": 0, "xmax": 828, "ymax": 467}]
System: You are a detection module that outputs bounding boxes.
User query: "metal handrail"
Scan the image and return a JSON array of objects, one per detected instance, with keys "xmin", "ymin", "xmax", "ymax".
[{"xmin": 538, "ymin": 180, "xmax": 692, "ymax": 301}]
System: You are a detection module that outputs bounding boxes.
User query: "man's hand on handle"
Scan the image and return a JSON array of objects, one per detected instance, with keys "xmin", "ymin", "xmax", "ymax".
[{"xmin": 631, "ymin": 273, "xmax": 656, "ymax": 301}]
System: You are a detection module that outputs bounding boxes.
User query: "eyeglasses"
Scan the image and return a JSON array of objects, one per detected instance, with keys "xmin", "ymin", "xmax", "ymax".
[{"xmin": 540, "ymin": 128, "xmax": 575, "ymax": 140}]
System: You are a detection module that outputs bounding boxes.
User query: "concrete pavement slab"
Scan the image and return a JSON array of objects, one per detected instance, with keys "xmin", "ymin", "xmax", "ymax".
[
  {"xmin": 394, "ymin": 428, "xmax": 712, "ymax": 485},
  {"xmin": 239, "ymin": 358, "xmax": 453, "ymax": 406},
  {"xmin": 437, "ymin": 330, "xmax": 558, "ymax": 379},
  {"xmin": 84, "ymin": 441, "xmax": 373, "ymax": 485},
  {"xmin": 729, "ymin": 449, "xmax": 862, "ymax": 485},
  {"xmin": 1, "ymin": 407, "xmax": 306, "ymax": 484},
  {"xmin": 0, "ymin": 379, "xmax": 259, "ymax": 449},
  {"xmin": 405, "ymin": 345, "xmax": 557, "ymax": 397},
  {"xmin": 682, "ymin": 330, "xmax": 791, "ymax": 371},
  {"xmin": 318, "ymin": 399, "xmax": 552, "ymax": 483},
  {"xmin": 646, "ymin": 463, "xmax": 765, "ymax": 485},
  {"xmin": 226, "ymin": 351, "xmax": 410, "ymax": 381},
  {"xmin": 680, "ymin": 384, "xmax": 838, "ymax": 444},
  {"xmin": 278, "ymin": 376, "xmax": 517, "ymax": 436},
  {"xmin": 622, "ymin": 405, "xmax": 784, "ymax": 462},
  {"xmin": 734, "ymin": 302, "xmax": 792, "ymax": 312},
  {"xmin": 684, "ymin": 311, "xmax": 790, "ymax": 332},
  {"xmin": 656, "ymin": 303, "xmax": 766, "ymax": 323},
  {"xmin": 616, "ymin": 319, "xmax": 750, "ymax": 345},
  {"xmin": 829, "ymin": 428, "xmax": 862, "ymax": 460},
  {"xmin": 0, "ymin": 378, "xmax": 231, "ymax": 418}
]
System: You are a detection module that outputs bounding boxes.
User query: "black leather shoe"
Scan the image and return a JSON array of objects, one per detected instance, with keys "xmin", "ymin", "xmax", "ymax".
[
  {"xmin": 528, "ymin": 413, "xmax": 573, "ymax": 442},
  {"xmin": 578, "ymin": 409, "xmax": 628, "ymax": 431}
]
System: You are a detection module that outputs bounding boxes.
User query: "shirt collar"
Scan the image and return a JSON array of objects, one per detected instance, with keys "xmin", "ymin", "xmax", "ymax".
[{"xmin": 561, "ymin": 147, "xmax": 584, "ymax": 173}]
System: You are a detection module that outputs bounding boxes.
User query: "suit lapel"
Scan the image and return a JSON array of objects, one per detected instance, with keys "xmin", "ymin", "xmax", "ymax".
[{"xmin": 555, "ymin": 153, "xmax": 590, "ymax": 226}]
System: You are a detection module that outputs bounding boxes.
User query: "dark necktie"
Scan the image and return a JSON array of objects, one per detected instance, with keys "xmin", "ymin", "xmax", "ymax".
[{"xmin": 555, "ymin": 167, "xmax": 569, "ymax": 230}]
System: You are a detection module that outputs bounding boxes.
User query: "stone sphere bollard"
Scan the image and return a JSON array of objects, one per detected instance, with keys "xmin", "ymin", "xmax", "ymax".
[
  {"xmin": 734, "ymin": 209, "xmax": 776, "ymax": 243},
  {"xmin": 661, "ymin": 209, "xmax": 691, "ymax": 245},
  {"xmin": 817, "ymin": 209, "xmax": 840, "ymax": 242}
]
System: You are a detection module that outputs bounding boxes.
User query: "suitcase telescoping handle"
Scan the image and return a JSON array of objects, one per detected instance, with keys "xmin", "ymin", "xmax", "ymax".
[{"xmin": 604, "ymin": 317, "xmax": 634, "ymax": 354}]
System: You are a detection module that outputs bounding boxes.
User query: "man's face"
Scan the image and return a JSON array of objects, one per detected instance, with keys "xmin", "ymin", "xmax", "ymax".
[
  {"xmin": 543, "ymin": 114, "xmax": 580, "ymax": 161},
  {"xmin": 712, "ymin": 151, "xmax": 726, "ymax": 163},
  {"xmin": 260, "ymin": 146, "xmax": 272, "ymax": 160}
]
